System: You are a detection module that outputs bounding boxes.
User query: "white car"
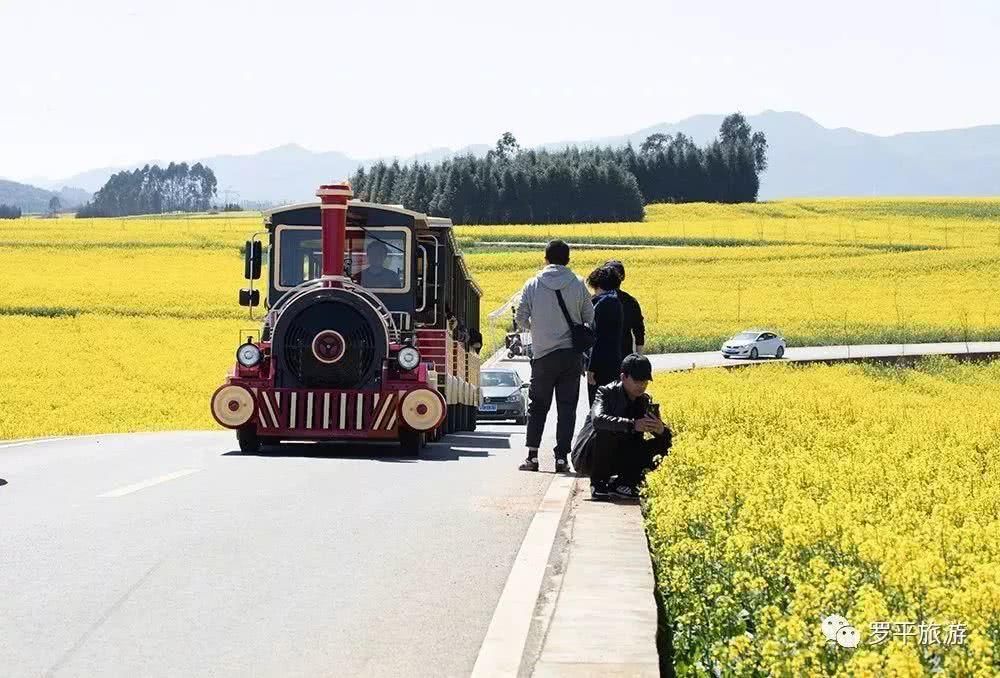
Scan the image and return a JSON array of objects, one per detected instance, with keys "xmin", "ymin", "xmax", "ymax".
[{"xmin": 721, "ymin": 330, "xmax": 786, "ymax": 360}]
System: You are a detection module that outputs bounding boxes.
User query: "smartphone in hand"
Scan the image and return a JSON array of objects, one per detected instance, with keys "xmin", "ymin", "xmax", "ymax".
[{"xmin": 647, "ymin": 403, "xmax": 660, "ymax": 419}]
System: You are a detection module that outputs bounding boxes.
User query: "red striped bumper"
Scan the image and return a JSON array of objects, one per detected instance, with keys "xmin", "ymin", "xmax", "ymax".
[{"xmin": 251, "ymin": 388, "xmax": 404, "ymax": 437}]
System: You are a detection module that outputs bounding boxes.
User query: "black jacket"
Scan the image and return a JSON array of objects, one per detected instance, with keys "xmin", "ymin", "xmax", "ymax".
[
  {"xmin": 591, "ymin": 381, "xmax": 670, "ymax": 443},
  {"xmin": 618, "ymin": 288, "xmax": 646, "ymax": 356},
  {"xmin": 588, "ymin": 291, "xmax": 624, "ymax": 378}
]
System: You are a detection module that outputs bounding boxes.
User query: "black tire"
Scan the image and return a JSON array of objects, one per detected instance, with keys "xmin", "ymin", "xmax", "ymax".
[
  {"xmin": 507, "ymin": 350, "xmax": 515, "ymax": 359},
  {"xmin": 750, "ymin": 347, "xmax": 759, "ymax": 360},
  {"xmin": 236, "ymin": 428, "xmax": 260, "ymax": 455},
  {"xmin": 399, "ymin": 427, "xmax": 421, "ymax": 456},
  {"xmin": 775, "ymin": 345, "xmax": 785, "ymax": 359}
]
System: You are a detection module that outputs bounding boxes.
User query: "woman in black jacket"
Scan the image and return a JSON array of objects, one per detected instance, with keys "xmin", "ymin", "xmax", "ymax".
[{"xmin": 585, "ymin": 265, "xmax": 624, "ymax": 405}]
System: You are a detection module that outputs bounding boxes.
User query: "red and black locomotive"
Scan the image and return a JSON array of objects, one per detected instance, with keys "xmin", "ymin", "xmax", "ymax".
[{"xmin": 210, "ymin": 182, "xmax": 483, "ymax": 455}]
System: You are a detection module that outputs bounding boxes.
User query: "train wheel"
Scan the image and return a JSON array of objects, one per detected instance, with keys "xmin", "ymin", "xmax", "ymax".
[
  {"xmin": 399, "ymin": 427, "xmax": 421, "ymax": 456},
  {"xmin": 237, "ymin": 428, "xmax": 260, "ymax": 455}
]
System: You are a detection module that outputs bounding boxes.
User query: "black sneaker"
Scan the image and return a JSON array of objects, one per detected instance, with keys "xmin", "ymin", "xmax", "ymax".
[
  {"xmin": 519, "ymin": 456, "xmax": 539, "ymax": 472},
  {"xmin": 554, "ymin": 456, "xmax": 569, "ymax": 473},
  {"xmin": 611, "ymin": 483, "xmax": 640, "ymax": 500},
  {"xmin": 590, "ymin": 480, "xmax": 610, "ymax": 501}
]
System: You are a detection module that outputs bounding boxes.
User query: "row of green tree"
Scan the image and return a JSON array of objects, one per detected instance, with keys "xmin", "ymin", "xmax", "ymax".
[
  {"xmin": 353, "ymin": 145, "xmax": 646, "ymax": 224},
  {"xmin": 76, "ymin": 162, "xmax": 218, "ymax": 218},
  {"xmin": 350, "ymin": 113, "xmax": 767, "ymax": 224},
  {"xmin": 0, "ymin": 204, "xmax": 22, "ymax": 219}
]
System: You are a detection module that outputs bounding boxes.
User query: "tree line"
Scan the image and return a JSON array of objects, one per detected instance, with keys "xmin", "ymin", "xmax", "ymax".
[
  {"xmin": 350, "ymin": 113, "xmax": 767, "ymax": 225},
  {"xmin": 76, "ymin": 162, "xmax": 218, "ymax": 218},
  {"xmin": 0, "ymin": 204, "xmax": 22, "ymax": 219}
]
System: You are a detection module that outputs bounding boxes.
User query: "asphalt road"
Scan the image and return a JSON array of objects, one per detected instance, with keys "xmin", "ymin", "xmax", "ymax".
[
  {"xmin": 5, "ymin": 342, "xmax": 997, "ymax": 677},
  {"xmin": 646, "ymin": 340, "xmax": 1000, "ymax": 371},
  {"xmin": 1, "ymin": 359, "xmax": 561, "ymax": 678}
]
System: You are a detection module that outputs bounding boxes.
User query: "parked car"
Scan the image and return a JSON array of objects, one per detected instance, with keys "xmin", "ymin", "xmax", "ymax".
[
  {"xmin": 721, "ymin": 330, "xmax": 786, "ymax": 359},
  {"xmin": 477, "ymin": 368, "xmax": 529, "ymax": 424}
]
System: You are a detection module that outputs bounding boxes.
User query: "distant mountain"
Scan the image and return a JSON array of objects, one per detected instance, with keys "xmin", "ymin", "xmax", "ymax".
[
  {"xmin": 23, "ymin": 111, "xmax": 1000, "ymax": 202},
  {"xmin": 0, "ymin": 179, "xmax": 91, "ymax": 213},
  {"xmin": 29, "ymin": 143, "xmax": 496, "ymax": 204},
  {"xmin": 541, "ymin": 110, "xmax": 1000, "ymax": 198}
]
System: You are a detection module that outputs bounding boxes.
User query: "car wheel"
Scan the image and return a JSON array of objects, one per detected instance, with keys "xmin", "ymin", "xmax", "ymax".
[
  {"xmin": 750, "ymin": 347, "xmax": 759, "ymax": 360},
  {"xmin": 775, "ymin": 345, "xmax": 785, "ymax": 359}
]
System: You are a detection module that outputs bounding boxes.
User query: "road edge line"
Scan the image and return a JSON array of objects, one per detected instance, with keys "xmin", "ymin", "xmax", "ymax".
[{"xmin": 471, "ymin": 474, "xmax": 575, "ymax": 678}]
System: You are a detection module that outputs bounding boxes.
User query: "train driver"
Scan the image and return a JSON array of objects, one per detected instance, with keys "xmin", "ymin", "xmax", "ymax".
[{"xmin": 353, "ymin": 240, "xmax": 401, "ymax": 288}]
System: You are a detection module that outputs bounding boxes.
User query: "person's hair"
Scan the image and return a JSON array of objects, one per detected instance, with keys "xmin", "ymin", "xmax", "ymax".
[
  {"xmin": 604, "ymin": 259, "xmax": 625, "ymax": 282},
  {"xmin": 367, "ymin": 241, "xmax": 388, "ymax": 255},
  {"xmin": 544, "ymin": 240, "xmax": 570, "ymax": 266},
  {"xmin": 621, "ymin": 353, "xmax": 652, "ymax": 380},
  {"xmin": 587, "ymin": 265, "xmax": 621, "ymax": 291}
]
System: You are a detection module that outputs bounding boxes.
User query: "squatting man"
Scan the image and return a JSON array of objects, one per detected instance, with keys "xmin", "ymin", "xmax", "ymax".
[{"xmin": 587, "ymin": 353, "xmax": 671, "ymax": 500}]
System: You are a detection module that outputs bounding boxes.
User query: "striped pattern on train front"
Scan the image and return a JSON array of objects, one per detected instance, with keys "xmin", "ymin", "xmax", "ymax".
[{"xmin": 254, "ymin": 389, "xmax": 401, "ymax": 432}]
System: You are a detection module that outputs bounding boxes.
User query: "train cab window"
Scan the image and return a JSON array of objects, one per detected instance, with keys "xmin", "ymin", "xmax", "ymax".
[
  {"xmin": 275, "ymin": 226, "xmax": 410, "ymax": 292},
  {"xmin": 277, "ymin": 231, "xmax": 323, "ymax": 288}
]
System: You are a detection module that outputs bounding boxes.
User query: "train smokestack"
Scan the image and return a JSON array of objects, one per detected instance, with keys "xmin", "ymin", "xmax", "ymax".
[{"xmin": 316, "ymin": 182, "xmax": 354, "ymax": 277}]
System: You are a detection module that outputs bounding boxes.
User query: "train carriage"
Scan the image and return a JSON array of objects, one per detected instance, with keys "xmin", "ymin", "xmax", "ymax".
[{"xmin": 210, "ymin": 182, "xmax": 483, "ymax": 455}]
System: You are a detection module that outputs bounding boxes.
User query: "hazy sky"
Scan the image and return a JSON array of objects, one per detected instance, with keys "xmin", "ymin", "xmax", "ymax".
[{"xmin": 2, "ymin": 0, "xmax": 998, "ymax": 181}]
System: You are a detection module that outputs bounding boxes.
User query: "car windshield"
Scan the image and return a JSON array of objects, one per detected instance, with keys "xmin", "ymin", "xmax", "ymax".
[
  {"xmin": 482, "ymin": 372, "xmax": 517, "ymax": 387},
  {"xmin": 277, "ymin": 227, "xmax": 408, "ymax": 290},
  {"xmin": 734, "ymin": 332, "xmax": 759, "ymax": 341}
]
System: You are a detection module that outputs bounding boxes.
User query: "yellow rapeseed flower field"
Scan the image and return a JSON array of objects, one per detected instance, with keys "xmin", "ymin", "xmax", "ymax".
[
  {"xmin": 1, "ymin": 200, "xmax": 998, "ymax": 438},
  {"xmin": 645, "ymin": 357, "xmax": 1000, "ymax": 677},
  {"xmin": 469, "ymin": 244, "xmax": 1000, "ymax": 355},
  {"xmin": 0, "ymin": 214, "xmax": 260, "ymax": 439},
  {"xmin": 457, "ymin": 198, "xmax": 1000, "ymax": 249}
]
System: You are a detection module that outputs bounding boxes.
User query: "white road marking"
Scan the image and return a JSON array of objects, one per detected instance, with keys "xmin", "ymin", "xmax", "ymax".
[
  {"xmin": 98, "ymin": 469, "xmax": 201, "ymax": 498},
  {"xmin": 471, "ymin": 474, "xmax": 575, "ymax": 677},
  {"xmin": 0, "ymin": 437, "xmax": 69, "ymax": 449}
]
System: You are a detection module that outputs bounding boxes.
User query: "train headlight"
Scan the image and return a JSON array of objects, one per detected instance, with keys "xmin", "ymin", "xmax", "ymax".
[
  {"xmin": 397, "ymin": 346, "xmax": 421, "ymax": 371},
  {"xmin": 237, "ymin": 343, "xmax": 262, "ymax": 368}
]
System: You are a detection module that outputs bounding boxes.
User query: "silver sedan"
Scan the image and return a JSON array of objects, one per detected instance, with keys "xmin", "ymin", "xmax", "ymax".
[{"xmin": 721, "ymin": 330, "xmax": 786, "ymax": 359}]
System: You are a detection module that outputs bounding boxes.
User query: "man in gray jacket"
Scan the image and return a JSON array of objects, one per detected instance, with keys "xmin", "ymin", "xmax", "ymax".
[{"xmin": 515, "ymin": 240, "xmax": 595, "ymax": 472}]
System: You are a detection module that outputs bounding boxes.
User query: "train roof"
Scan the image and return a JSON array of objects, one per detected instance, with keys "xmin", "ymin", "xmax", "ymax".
[
  {"xmin": 263, "ymin": 200, "xmax": 455, "ymax": 227},
  {"xmin": 426, "ymin": 216, "xmax": 454, "ymax": 228}
]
